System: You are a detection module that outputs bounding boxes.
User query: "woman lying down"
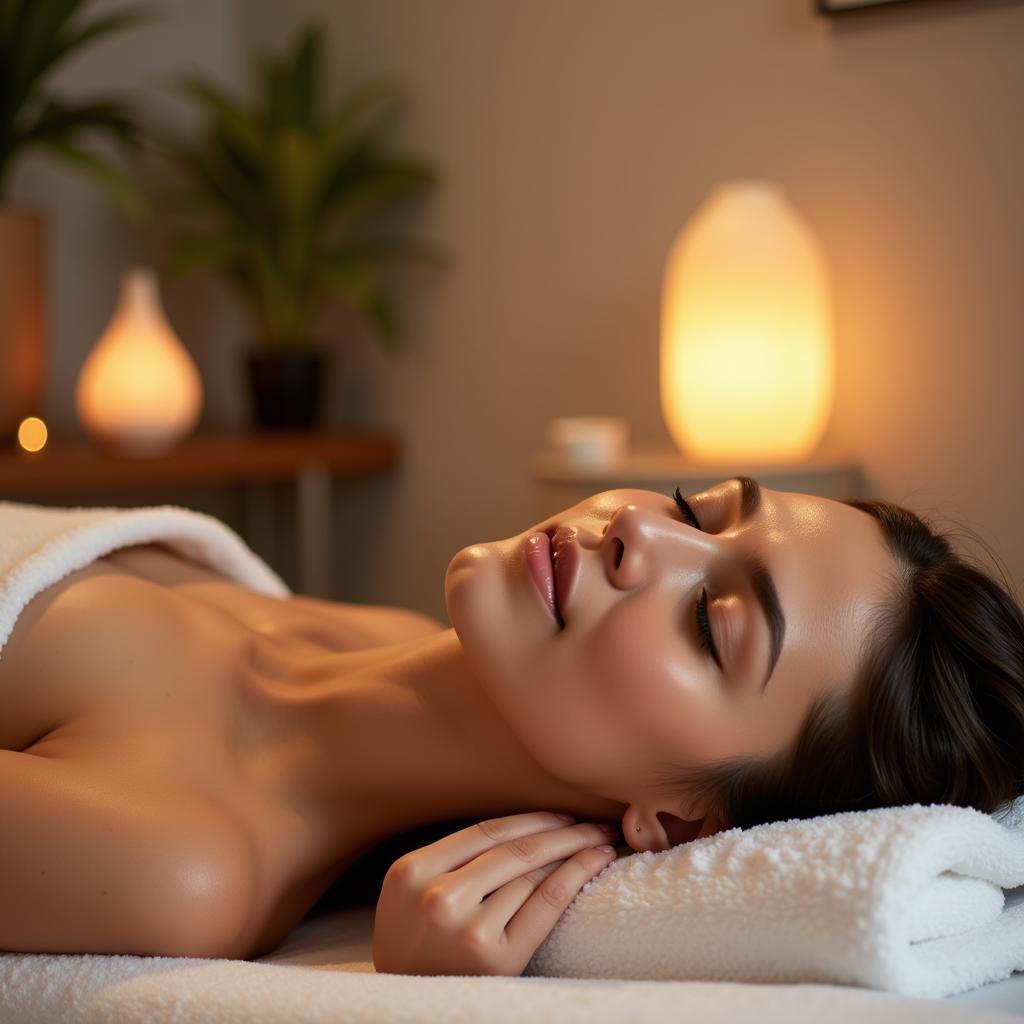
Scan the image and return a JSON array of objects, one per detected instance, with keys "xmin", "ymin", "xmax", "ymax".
[{"xmin": 1, "ymin": 478, "xmax": 1022, "ymax": 976}]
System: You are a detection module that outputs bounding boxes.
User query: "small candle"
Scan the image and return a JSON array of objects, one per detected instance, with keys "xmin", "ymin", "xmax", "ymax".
[
  {"xmin": 16, "ymin": 415, "xmax": 47, "ymax": 453},
  {"xmin": 546, "ymin": 416, "xmax": 629, "ymax": 469}
]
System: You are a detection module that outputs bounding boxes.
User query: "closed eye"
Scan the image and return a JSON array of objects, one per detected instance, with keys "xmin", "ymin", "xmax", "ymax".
[
  {"xmin": 670, "ymin": 487, "xmax": 721, "ymax": 668},
  {"xmin": 673, "ymin": 487, "xmax": 701, "ymax": 530}
]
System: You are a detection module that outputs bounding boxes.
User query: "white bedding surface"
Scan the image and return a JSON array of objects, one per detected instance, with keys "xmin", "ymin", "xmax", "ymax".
[{"xmin": 5, "ymin": 903, "xmax": 1022, "ymax": 1024}]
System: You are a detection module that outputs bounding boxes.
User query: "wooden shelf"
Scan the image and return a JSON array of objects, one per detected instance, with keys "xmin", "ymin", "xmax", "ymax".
[
  {"xmin": 0, "ymin": 428, "xmax": 400, "ymax": 495},
  {"xmin": 0, "ymin": 428, "xmax": 401, "ymax": 598}
]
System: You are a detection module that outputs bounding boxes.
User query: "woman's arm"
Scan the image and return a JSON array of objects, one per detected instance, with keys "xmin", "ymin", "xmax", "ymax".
[{"xmin": 0, "ymin": 750, "xmax": 254, "ymax": 958}]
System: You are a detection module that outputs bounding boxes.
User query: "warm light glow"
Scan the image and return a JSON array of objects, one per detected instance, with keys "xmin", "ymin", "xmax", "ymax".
[
  {"xmin": 16, "ymin": 415, "xmax": 47, "ymax": 452},
  {"xmin": 660, "ymin": 181, "xmax": 835, "ymax": 466},
  {"xmin": 75, "ymin": 266, "xmax": 202, "ymax": 456}
]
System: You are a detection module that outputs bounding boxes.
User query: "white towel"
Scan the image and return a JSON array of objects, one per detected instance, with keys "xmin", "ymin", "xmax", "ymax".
[
  {"xmin": 0, "ymin": 499, "xmax": 291, "ymax": 657},
  {"xmin": 527, "ymin": 801, "xmax": 1024, "ymax": 999}
]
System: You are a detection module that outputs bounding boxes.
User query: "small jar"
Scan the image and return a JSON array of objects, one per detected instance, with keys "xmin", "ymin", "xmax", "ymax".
[{"xmin": 545, "ymin": 416, "xmax": 629, "ymax": 469}]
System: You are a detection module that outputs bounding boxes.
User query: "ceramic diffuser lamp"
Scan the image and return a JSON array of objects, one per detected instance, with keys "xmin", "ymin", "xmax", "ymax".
[
  {"xmin": 75, "ymin": 267, "xmax": 203, "ymax": 455},
  {"xmin": 660, "ymin": 181, "xmax": 835, "ymax": 466}
]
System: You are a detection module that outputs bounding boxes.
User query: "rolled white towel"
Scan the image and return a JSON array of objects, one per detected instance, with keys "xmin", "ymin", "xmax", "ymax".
[{"xmin": 526, "ymin": 802, "xmax": 1024, "ymax": 999}]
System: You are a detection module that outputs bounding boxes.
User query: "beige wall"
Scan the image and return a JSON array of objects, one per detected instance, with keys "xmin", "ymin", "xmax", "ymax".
[
  {"xmin": 11, "ymin": 1, "xmax": 1023, "ymax": 620},
  {"xmin": 241, "ymin": 0, "xmax": 1024, "ymax": 619}
]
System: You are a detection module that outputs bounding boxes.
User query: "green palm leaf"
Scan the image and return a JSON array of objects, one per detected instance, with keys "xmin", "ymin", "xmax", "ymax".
[
  {"xmin": 10, "ymin": 5, "xmax": 161, "ymax": 112},
  {"xmin": 289, "ymin": 25, "xmax": 321, "ymax": 131},
  {"xmin": 37, "ymin": 138, "xmax": 149, "ymax": 221},
  {"xmin": 321, "ymin": 252, "xmax": 402, "ymax": 350},
  {"xmin": 157, "ymin": 21, "xmax": 446, "ymax": 352},
  {"xmin": 318, "ymin": 75, "xmax": 407, "ymax": 160},
  {"xmin": 0, "ymin": 0, "xmax": 153, "ymax": 205},
  {"xmin": 161, "ymin": 231, "xmax": 247, "ymax": 277},
  {"xmin": 18, "ymin": 96, "xmax": 142, "ymax": 148},
  {"xmin": 324, "ymin": 153, "xmax": 436, "ymax": 231},
  {"xmin": 331, "ymin": 235, "xmax": 451, "ymax": 269},
  {"xmin": 168, "ymin": 73, "xmax": 264, "ymax": 166}
]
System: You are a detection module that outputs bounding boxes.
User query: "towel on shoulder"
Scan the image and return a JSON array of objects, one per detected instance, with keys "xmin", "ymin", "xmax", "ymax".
[
  {"xmin": 0, "ymin": 499, "xmax": 290, "ymax": 657},
  {"xmin": 527, "ymin": 799, "xmax": 1024, "ymax": 999}
]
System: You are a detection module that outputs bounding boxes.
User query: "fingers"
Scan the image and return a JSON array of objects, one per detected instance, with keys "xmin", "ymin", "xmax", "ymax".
[
  {"xmin": 374, "ymin": 812, "xmax": 622, "ymax": 978},
  {"xmin": 477, "ymin": 858, "xmax": 562, "ymax": 921},
  {"xmin": 401, "ymin": 811, "xmax": 581, "ymax": 878},
  {"xmin": 445, "ymin": 820, "xmax": 617, "ymax": 901},
  {"xmin": 500, "ymin": 845, "xmax": 617, "ymax": 955}
]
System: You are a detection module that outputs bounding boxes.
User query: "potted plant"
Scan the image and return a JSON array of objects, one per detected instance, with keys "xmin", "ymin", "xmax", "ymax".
[
  {"xmin": 152, "ymin": 22, "xmax": 447, "ymax": 430},
  {"xmin": 0, "ymin": 0, "xmax": 154, "ymax": 439}
]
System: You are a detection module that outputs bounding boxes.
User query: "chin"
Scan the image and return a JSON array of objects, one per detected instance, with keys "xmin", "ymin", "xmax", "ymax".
[
  {"xmin": 444, "ymin": 543, "xmax": 504, "ymax": 659},
  {"xmin": 444, "ymin": 544, "xmax": 487, "ymax": 623},
  {"xmin": 445, "ymin": 540, "xmax": 536, "ymax": 698}
]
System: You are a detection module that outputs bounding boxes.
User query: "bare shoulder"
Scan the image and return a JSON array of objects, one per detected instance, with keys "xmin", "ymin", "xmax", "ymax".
[{"xmin": 0, "ymin": 747, "xmax": 259, "ymax": 958}]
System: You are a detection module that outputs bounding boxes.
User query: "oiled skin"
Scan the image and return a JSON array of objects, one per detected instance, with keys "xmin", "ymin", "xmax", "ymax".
[{"xmin": 0, "ymin": 543, "xmax": 445, "ymax": 959}]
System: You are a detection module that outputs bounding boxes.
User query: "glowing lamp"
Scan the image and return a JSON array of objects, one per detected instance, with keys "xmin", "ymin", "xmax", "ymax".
[
  {"xmin": 660, "ymin": 181, "xmax": 835, "ymax": 466},
  {"xmin": 16, "ymin": 415, "xmax": 47, "ymax": 452},
  {"xmin": 75, "ymin": 266, "xmax": 202, "ymax": 455}
]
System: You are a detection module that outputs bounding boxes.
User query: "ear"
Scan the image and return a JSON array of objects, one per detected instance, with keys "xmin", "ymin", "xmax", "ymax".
[{"xmin": 622, "ymin": 802, "xmax": 729, "ymax": 853}]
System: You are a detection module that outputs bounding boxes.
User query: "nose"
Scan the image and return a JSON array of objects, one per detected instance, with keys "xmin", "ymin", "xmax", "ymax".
[{"xmin": 601, "ymin": 502, "xmax": 704, "ymax": 590}]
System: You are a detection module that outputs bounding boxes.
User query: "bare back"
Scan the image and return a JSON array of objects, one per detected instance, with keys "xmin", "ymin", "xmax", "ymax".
[{"xmin": 0, "ymin": 543, "xmax": 444, "ymax": 958}]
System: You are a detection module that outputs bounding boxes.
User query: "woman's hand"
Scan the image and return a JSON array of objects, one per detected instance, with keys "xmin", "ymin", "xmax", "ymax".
[{"xmin": 373, "ymin": 811, "xmax": 620, "ymax": 976}]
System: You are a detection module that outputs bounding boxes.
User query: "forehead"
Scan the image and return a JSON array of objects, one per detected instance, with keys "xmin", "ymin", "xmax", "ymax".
[
  {"xmin": 740, "ymin": 486, "xmax": 897, "ymax": 747},
  {"xmin": 760, "ymin": 486, "xmax": 897, "ymax": 631}
]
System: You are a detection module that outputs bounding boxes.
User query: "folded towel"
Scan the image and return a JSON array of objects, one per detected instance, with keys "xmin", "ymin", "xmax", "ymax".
[
  {"xmin": 0, "ymin": 499, "xmax": 291, "ymax": 657},
  {"xmin": 526, "ymin": 801, "xmax": 1024, "ymax": 999}
]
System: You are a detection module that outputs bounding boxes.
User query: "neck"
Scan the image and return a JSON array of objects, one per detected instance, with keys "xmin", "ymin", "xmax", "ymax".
[{"xmin": 276, "ymin": 629, "xmax": 625, "ymax": 864}]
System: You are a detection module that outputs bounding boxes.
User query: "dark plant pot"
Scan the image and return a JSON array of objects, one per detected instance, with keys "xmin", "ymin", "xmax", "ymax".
[{"xmin": 245, "ymin": 349, "xmax": 326, "ymax": 430}]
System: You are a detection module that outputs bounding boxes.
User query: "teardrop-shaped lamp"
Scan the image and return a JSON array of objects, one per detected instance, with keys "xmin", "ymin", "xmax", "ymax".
[
  {"xmin": 75, "ymin": 266, "xmax": 203, "ymax": 455},
  {"xmin": 660, "ymin": 181, "xmax": 835, "ymax": 466}
]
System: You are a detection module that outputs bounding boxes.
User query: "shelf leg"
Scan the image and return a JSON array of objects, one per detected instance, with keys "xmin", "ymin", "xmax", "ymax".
[
  {"xmin": 297, "ymin": 462, "xmax": 332, "ymax": 598},
  {"xmin": 241, "ymin": 482, "xmax": 279, "ymax": 574}
]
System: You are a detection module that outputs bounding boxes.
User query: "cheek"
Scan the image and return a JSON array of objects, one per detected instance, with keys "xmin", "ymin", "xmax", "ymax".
[
  {"xmin": 583, "ymin": 597, "xmax": 724, "ymax": 763},
  {"xmin": 524, "ymin": 643, "xmax": 640, "ymax": 787},
  {"xmin": 586, "ymin": 598, "xmax": 687, "ymax": 722}
]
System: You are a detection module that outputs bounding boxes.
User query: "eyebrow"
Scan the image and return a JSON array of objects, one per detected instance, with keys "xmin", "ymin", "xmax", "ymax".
[{"xmin": 722, "ymin": 476, "xmax": 786, "ymax": 695}]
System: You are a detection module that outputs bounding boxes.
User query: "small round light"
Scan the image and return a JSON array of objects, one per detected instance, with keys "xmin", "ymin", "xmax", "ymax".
[{"xmin": 16, "ymin": 416, "xmax": 48, "ymax": 452}]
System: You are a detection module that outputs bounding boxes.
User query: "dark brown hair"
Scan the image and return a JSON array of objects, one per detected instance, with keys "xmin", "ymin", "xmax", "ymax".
[{"xmin": 660, "ymin": 497, "xmax": 1024, "ymax": 831}]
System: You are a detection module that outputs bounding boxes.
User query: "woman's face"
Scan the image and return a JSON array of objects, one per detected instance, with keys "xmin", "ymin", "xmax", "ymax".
[{"xmin": 444, "ymin": 477, "xmax": 898, "ymax": 830}]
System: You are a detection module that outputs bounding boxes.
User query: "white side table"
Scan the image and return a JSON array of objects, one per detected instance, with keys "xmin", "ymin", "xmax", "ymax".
[{"xmin": 530, "ymin": 447, "xmax": 863, "ymax": 519}]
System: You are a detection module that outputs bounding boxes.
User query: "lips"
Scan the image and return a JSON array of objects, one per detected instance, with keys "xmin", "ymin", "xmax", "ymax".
[
  {"xmin": 525, "ymin": 532, "xmax": 561, "ymax": 628},
  {"xmin": 550, "ymin": 525, "xmax": 581, "ymax": 628},
  {"xmin": 524, "ymin": 525, "xmax": 581, "ymax": 630}
]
